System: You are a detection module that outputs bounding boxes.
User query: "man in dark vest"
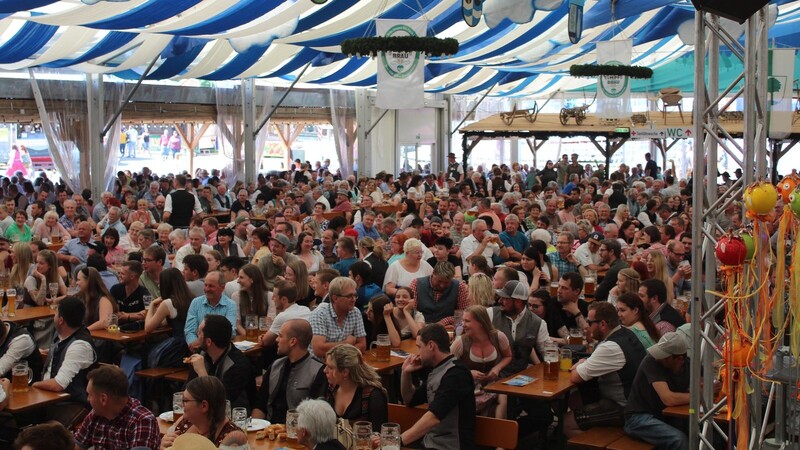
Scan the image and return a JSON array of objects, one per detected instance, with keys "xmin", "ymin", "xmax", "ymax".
[
  {"xmin": 400, "ymin": 324, "xmax": 475, "ymax": 450},
  {"xmin": 565, "ymin": 301, "xmax": 646, "ymax": 437},
  {"xmin": 446, "ymin": 152, "xmax": 464, "ymax": 183},
  {"xmin": 0, "ymin": 320, "xmax": 42, "ymax": 381},
  {"xmin": 491, "ymin": 280, "xmax": 553, "ymax": 433},
  {"xmin": 408, "ymin": 261, "xmax": 470, "ymax": 328},
  {"xmin": 252, "ymin": 319, "xmax": 326, "ymax": 423},
  {"xmin": 162, "ymin": 174, "xmax": 202, "ymax": 228},
  {"xmin": 32, "ymin": 296, "xmax": 97, "ymax": 427}
]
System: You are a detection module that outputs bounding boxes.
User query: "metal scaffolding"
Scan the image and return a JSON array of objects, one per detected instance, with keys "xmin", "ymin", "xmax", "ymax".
[{"xmin": 690, "ymin": 5, "xmax": 772, "ymax": 449}]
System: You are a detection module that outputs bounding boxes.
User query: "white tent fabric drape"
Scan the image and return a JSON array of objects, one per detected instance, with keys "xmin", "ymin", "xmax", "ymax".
[
  {"xmin": 215, "ymin": 81, "xmax": 244, "ymax": 186},
  {"xmin": 330, "ymin": 89, "xmax": 356, "ymax": 179},
  {"xmin": 30, "ymin": 69, "xmax": 124, "ymax": 193},
  {"xmin": 254, "ymin": 85, "xmax": 274, "ymax": 175}
]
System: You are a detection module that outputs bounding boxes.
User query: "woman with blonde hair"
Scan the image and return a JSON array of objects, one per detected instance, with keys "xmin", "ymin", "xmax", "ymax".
[
  {"xmin": 324, "ymin": 344, "xmax": 388, "ymax": 431},
  {"xmin": 450, "ymin": 305, "xmax": 512, "ymax": 418},
  {"xmin": 613, "ymin": 204, "xmax": 630, "ymax": 227},
  {"xmin": 234, "ymin": 264, "xmax": 274, "ymax": 336},
  {"xmin": 9, "ymin": 242, "xmax": 33, "ymax": 294},
  {"xmin": 468, "ymin": 273, "xmax": 494, "ymax": 307},
  {"xmin": 608, "ymin": 268, "xmax": 641, "ymax": 306},
  {"xmin": 284, "ymin": 259, "xmax": 313, "ymax": 306},
  {"xmin": 382, "ymin": 238, "xmax": 433, "ymax": 297},
  {"xmin": 645, "ymin": 251, "xmax": 674, "ymax": 303}
]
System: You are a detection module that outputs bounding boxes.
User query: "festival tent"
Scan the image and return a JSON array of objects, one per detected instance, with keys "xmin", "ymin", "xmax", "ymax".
[{"xmin": 0, "ymin": 0, "xmax": 799, "ymax": 96}]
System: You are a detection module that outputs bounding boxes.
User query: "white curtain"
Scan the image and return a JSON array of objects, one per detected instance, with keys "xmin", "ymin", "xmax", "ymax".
[
  {"xmin": 30, "ymin": 69, "xmax": 124, "ymax": 193},
  {"xmin": 330, "ymin": 89, "xmax": 356, "ymax": 179},
  {"xmin": 215, "ymin": 81, "xmax": 274, "ymax": 184}
]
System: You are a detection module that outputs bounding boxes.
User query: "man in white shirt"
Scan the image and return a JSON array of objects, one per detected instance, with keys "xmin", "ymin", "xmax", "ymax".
[
  {"xmin": 573, "ymin": 231, "xmax": 608, "ymax": 276},
  {"xmin": 459, "ymin": 219, "xmax": 509, "ymax": 275},
  {"xmin": 259, "ymin": 280, "xmax": 311, "ymax": 347},
  {"xmin": 174, "ymin": 227, "xmax": 212, "ymax": 271}
]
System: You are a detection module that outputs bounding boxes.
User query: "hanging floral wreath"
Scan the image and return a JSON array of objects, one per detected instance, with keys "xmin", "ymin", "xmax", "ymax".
[
  {"xmin": 569, "ymin": 64, "xmax": 653, "ymax": 79},
  {"xmin": 340, "ymin": 36, "xmax": 459, "ymax": 58}
]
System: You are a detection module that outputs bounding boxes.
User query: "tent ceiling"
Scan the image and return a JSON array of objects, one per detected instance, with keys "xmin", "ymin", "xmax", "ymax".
[{"xmin": 1, "ymin": 0, "xmax": 799, "ymax": 97}]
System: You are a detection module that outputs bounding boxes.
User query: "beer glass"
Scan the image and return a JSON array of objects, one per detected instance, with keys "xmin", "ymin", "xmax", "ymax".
[
  {"xmin": 48, "ymin": 282, "xmax": 59, "ymax": 309},
  {"xmin": 6, "ymin": 289, "xmax": 16, "ymax": 317},
  {"xmin": 232, "ymin": 407, "xmax": 248, "ymax": 433},
  {"xmin": 354, "ymin": 421, "xmax": 373, "ymax": 450},
  {"xmin": 286, "ymin": 409, "xmax": 301, "ymax": 448},
  {"xmin": 172, "ymin": 392, "xmax": 184, "ymax": 422},
  {"xmin": 543, "ymin": 341, "xmax": 559, "ymax": 380},
  {"xmin": 245, "ymin": 314, "xmax": 258, "ymax": 341},
  {"xmin": 560, "ymin": 348, "xmax": 573, "ymax": 371},
  {"xmin": 584, "ymin": 271, "xmax": 596, "ymax": 296},
  {"xmin": 142, "ymin": 295, "xmax": 153, "ymax": 309},
  {"xmin": 380, "ymin": 423, "xmax": 401, "ymax": 450},
  {"xmin": 549, "ymin": 282, "xmax": 559, "ymax": 297},
  {"xmin": 569, "ymin": 327, "xmax": 583, "ymax": 346},
  {"xmin": 259, "ymin": 316, "xmax": 271, "ymax": 333},
  {"xmin": 107, "ymin": 313, "xmax": 119, "ymax": 333},
  {"xmin": 369, "ymin": 334, "xmax": 391, "ymax": 362},
  {"xmin": 12, "ymin": 362, "xmax": 32, "ymax": 393}
]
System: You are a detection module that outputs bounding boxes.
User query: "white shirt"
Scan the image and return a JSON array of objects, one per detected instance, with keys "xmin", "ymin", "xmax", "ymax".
[
  {"xmin": 173, "ymin": 243, "xmax": 212, "ymax": 271},
  {"xmin": 224, "ymin": 280, "xmax": 241, "ymax": 299},
  {"xmin": 459, "ymin": 234, "xmax": 500, "ymax": 274},
  {"xmin": 0, "ymin": 326, "xmax": 36, "ymax": 376},
  {"xmin": 574, "ymin": 242, "xmax": 601, "ymax": 267},
  {"xmin": 382, "ymin": 260, "xmax": 434, "ymax": 289},
  {"xmin": 43, "ymin": 337, "xmax": 95, "ymax": 389},
  {"xmin": 268, "ymin": 303, "xmax": 312, "ymax": 335},
  {"xmin": 575, "ymin": 337, "xmax": 626, "ymax": 382}
]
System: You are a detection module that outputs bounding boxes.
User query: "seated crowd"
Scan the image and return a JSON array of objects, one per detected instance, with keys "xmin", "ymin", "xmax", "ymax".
[{"xmin": 0, "ymin": 155, "xmax": 718, "ymax": 450}]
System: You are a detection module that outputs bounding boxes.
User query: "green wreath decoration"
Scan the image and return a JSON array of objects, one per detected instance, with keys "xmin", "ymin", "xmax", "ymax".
[
  {"xmin": 340, "ymin": 36, "xmax": 459, "ymax": 58},
  {"xmin": 569, "ymin": 64, "xmax": 653, "ymax": 79}
]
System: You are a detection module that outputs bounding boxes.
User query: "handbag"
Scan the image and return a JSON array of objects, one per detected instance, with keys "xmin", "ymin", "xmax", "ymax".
[{"xmin": 335, "ymin": 418, "xmax": 356, "ymax": 450}]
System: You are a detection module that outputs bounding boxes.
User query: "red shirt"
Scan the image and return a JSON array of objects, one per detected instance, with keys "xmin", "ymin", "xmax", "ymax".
[{"xmin": 74, "ymin": 397, "xmax": 161, "ymax": 450}]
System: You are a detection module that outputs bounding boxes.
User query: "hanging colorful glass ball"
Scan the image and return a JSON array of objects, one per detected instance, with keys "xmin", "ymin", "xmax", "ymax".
[
  {"xmin": 738, "ymin": 231, "xmax": 755, "ymax": 261},
  {"xmin": 743, "ymin": 181, "xmax": 777, "ymax": 215},
  {"xmin": 715, "ymin": 234, "xmax": 747, "ymax": 266},
  {"xmin": 777, "ymin": 175, "xmax": 800, "ymax": 203},
  {"xmin": 788, "ymin": 188, "xmax": 800, "ymax": 218},
  {"xmin": 723, "ymin": 339, "xmax": 751, "ymax": 369}
]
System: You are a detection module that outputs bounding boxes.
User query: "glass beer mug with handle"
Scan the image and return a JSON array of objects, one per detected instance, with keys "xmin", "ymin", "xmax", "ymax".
[
  {"xmin": 380, "ymin": 423, "xmax": 401, "ymax": 450},
  {"xmin": 12, "ymin": 361, "xmax": 33, "ymax": 393},
  {"xmin": 354, "ymin": 421, "xmax": 373, "ymax": 450},
  {"xmin": 369, "ymin": 334, "xmax": 391, "ymax": 362}
]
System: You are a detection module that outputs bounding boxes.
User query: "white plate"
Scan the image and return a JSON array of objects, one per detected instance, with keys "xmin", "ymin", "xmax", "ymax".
[
  {"xmin": 159, "ymin": 411, "xmax": 174, "ymax": 422},
  {"xmin": 248, "ymin": 418, "xmax": 270, "ymax": 432}
]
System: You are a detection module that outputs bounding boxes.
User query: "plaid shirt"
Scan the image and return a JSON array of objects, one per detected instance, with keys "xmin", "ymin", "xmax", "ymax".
[
  {"xmin": 74, "ymin": 397, "xmax": 161, "ymax": 450},
  {"xmin": 408, "ymin": 278, "xmax": 471, "ymax": 327},
  {"xmin": 309, "ymin": 302, "xmax": 366, "ymax": 354},
  {"xmin": 547, "ymin": 251, "xmax": 579, "ymax": 276}
]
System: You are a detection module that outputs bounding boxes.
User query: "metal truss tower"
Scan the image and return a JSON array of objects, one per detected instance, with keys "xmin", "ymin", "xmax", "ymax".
[{"xmin": 690, "ymin": 5, "xmax": 771, "ymax": 449}]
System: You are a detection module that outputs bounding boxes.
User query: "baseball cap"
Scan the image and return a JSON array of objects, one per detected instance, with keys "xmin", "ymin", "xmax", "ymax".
[
  {"xmin": 336, "ymin": 189, "xmax": 349, "ymax": 197},
  {"xmin": 647, "ymin": 332, "xmax": 688, "ymax": 360},
  {"xmin": 270, "ymin": 233, "xmax": 291, "ymax": 248},
  {"xmin": 588, "ymin": 232, "xmax": 605, "ymax": 244},
  {"xmin": 494, "ymin": 280, "xmax": 528, "ymax": 300},
  {"xmin": 234, "ymin": 216, "xmax": 250, "ymax": 226}
]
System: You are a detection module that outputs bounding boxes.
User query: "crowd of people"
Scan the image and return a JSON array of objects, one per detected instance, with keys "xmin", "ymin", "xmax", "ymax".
[{"xmin": 0, "ymin": 149, "xmax": 743, "ymax": 450}]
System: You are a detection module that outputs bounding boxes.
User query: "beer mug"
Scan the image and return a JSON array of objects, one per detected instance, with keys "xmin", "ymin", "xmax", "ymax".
[
  {"xmin": 48, "ymin": 282, "xmax": 60, "ymax": 309},
  {"xmin": 286, "ymin": 409, "xmax": 301, "ymax": 448},
  {"xmin": 549, "ymin": 282, "xmax": 559, "ymax": 297},
  {"xmin": 543, "ymin": 341, "xmax": 559, "ymax": 380},
  {"xmin": 232, "ymin": 407, "xmax": 248, "ymax": 432},
  {"xmin": 584, "ymin": 271, "xmax": 596, "ymax": 296},
  {"xmin": 142, "ymin": 295, "xmax": 153, "ymax": 309},
  {"xmin": 369, "ymin": 334, "xmax": 391, "ymax": 362},
  {"xmin": 172, "ymin": 392, "xmax": 184, "ymax": 422},
  {"xmin": 354, "ymin": 421, "xmax": 373, "ymax": 450},
  {"xmin": 245, "ymin": 314, "xmax": 258, "ymax": 341},
  {"xmin": 107, "ymin": 313, "xmax": 119, "ymax": 333},
  {"xmin": 259, "ymin": 316, "xmax": 271, "ymax": 332},
  {"xmin": 569, "ymin": 327, "xmax": 584, "ymax": 346},
  {"xmin": 380, "ymin": 423, "xmax": 401, "ymax": 450},
  {"xmin": 12, "ymin": 362, "xmax": 32, "ymax": 393},
  {"xmin": 560, "ymin": 348, "xmax": 573, "ymax": 371}
]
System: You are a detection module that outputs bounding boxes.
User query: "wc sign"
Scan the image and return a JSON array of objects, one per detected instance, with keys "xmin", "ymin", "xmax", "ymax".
[{"xmin": 664, "ymin": 127, "xmax": 693, "ymax": 139}]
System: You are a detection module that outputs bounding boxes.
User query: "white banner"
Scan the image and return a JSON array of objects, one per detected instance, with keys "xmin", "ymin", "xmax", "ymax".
[
  {"xmin": 596, "ymin": 39, "xmax": 632, "ymax": 120},
  {"xmin": 376, "ymin": 19, "xmax": 426, "ymax": 110},
  {"xmin": 768, "ymin": 48, "xmax": 795, "ymax": 139}
]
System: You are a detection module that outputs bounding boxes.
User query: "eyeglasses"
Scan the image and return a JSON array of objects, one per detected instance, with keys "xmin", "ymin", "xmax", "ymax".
[
  {"xmin": 586, "ymin": 319, "xmax": 602, "ymax": 326},
  {"xmin": 335, "ymin": 293, "xmax": 357, "ymax": 299}
]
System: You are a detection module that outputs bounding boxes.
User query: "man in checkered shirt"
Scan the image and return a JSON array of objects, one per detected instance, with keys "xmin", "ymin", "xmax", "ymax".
[
  {"xmin": 74, "ymin": 365, "xmax": 160, "ymax": 450},
  {"xmin": 309, "ymin": 277, "xmax": 367, "ymax": 359}
]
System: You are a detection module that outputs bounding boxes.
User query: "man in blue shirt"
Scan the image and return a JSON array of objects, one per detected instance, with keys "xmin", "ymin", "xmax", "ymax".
[
  {"xmin": 57, "ymin": 221, "xmax": 94, "ymax": 275},
  {"xmin": 331, "ymin": 237, "xmax": 358, "ymax": 277},
  {"xmin": 499, "ymin": 214, "xmax": 529, "ymax": 266},
  {"xmin": 185, "ymin": 271, "xmax": 238, "ymax": 351},
  {"xmin": 353, "ymin": 211, "xmax": 380, "ymax": 240}
]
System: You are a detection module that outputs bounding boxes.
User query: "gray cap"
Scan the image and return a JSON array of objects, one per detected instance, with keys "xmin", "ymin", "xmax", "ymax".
[
  {"xmin": 336, "ymin": 189, "xmax": 349, "ymax": 197},
  {"xmin": 647, "ymin": 332, "xmax": 688, "ymax": 360},
  {"xmin": 494, "ymin": 280, "xmax": 528, "ymax": 301},
  {"xmin": 270, "ymin": 233, "xmax": 291, "ymax": 248}
]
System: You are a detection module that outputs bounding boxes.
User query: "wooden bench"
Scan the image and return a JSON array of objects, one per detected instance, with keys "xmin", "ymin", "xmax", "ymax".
[
  {"xmin": 567, "ymin": 427, "xmax": 626, "ymax": 449},
  {"xmin": 135, "ymin": 367, "xmax": 184, "ymax": 379},
  {"xmin": 388, "ymin": 403, "xmax": 518, "ymax": 449},
  {"xmin": 606, "ymin": 434, "xmax": 656, "ymax": 450},
  {"xmin": 165, "ymin": 370, "xmax": 189, "ymax": 383}
]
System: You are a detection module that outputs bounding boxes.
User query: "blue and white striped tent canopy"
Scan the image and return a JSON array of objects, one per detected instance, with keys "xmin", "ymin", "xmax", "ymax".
[{"xmin": 2, "ymin": 0, "xmax": 800, "ymax": 97}]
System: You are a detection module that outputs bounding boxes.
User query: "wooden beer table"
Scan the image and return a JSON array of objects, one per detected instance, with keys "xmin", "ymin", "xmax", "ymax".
[
  {"xmin": 158, "ymin": 418, "xmax": 307, "ymax": 449},
  {"xmin": 7, "ymin": 387, "xmax": 70, "ymax": 413},
  {"xmin": 364, "ymin": 339, "xmax": 419, "ymax": 373},
  {"xmin": 5, "ymin": 306, "xmax": 55, "ymax": 324},
  {"xmin": 485, "ymin": 363, "xmax": 575, "ymax": 400},
  {"xmin": 91, "ymin": 326, "xmax": 171, "ymax": 343}
]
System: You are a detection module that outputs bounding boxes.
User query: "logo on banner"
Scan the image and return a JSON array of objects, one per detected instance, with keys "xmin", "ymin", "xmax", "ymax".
[
  {"xmin": 462, "ymin": 0, "xmax": 483, "ymax": 27},
  {"xmin": 599, "ymin": 61, "xmax": 629, "ymax": 98},
  {"xmin": 380, "ymin": 25, "xmax": 421, "ymax": 79}
]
